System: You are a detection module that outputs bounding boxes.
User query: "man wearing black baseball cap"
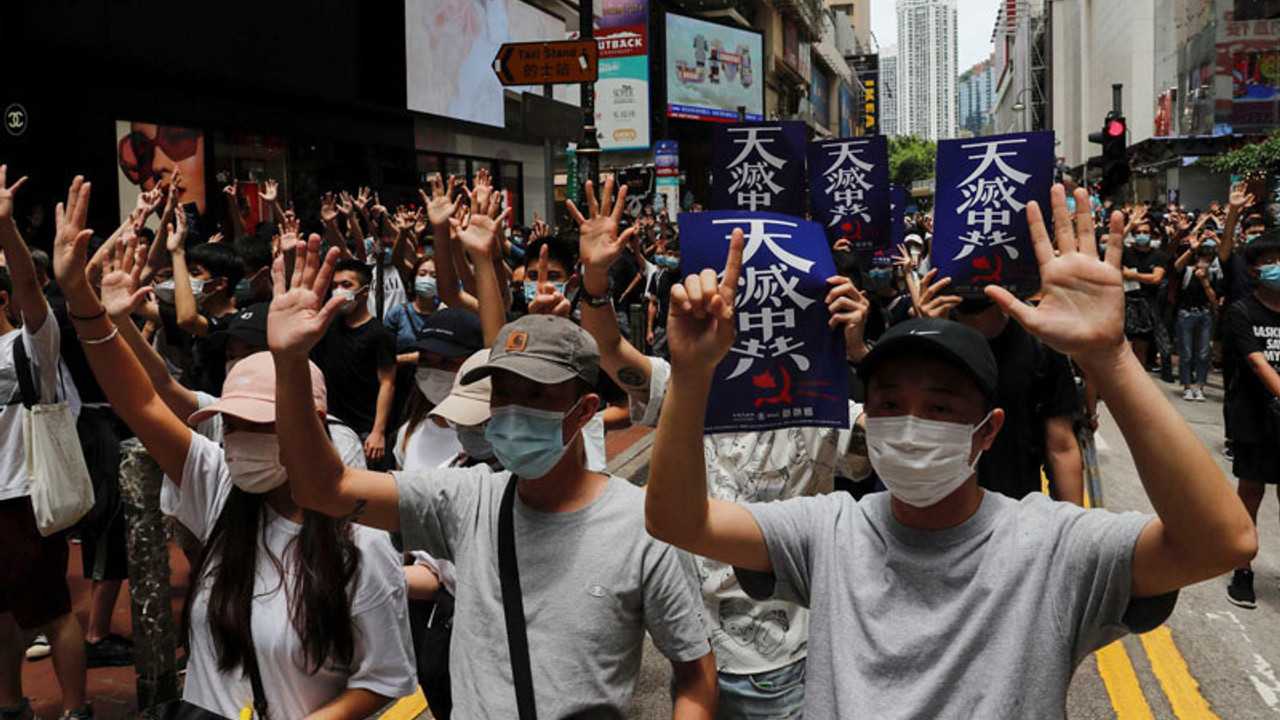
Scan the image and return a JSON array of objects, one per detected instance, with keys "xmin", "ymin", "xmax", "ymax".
[
  {"xmin": 268, "ymin": 238, "xmax": 717, "ymax": 719},
  {"xmin": 647, "ymin": 185, "xmax": 1256, "ymax": 717}
]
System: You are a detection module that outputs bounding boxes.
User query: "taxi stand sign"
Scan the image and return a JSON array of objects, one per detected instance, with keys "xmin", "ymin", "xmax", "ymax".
[{"xmin": 492, "ymin": 40, "xmax": 600, "ymax": 86}]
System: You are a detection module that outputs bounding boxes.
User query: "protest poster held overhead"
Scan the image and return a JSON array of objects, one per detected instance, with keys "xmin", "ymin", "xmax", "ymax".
[
  {"xmin": 890, "ymin": 184, "xmax": 906, "ymax": 248},
  {"xmin": 679, "ymin": 211, "xmax": 849, "ymax": 434},
  {"xmin": 710, "ymin": 121, "xmax": 807, "ymax": 217},
  {"xmin": 807, "ymin": 136, "xmax": 891, "ymax": 254},
  {"xmin": 932, "ymin": 131, "xmax": 1054, "ymax": 298}
]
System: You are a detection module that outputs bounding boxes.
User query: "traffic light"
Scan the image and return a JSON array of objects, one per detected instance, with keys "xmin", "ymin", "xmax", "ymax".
[{"xmin": 1088, "ymin": 112, "xmax": 1130, "ymax": 199}]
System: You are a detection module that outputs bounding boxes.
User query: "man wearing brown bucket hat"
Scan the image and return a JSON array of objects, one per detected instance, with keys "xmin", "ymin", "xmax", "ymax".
[{"xmin": 268, "ymin": 237, "xmax": 718, "ymax": 720}]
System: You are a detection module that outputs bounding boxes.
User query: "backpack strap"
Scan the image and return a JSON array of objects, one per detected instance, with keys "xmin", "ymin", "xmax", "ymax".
[
  {"xmin": 498, "ymin": 476, "xmax": 537, "ymax": 720},
  {"xmin": 12, "ymin": 336, "xmax": 39, "ymax": 409}
]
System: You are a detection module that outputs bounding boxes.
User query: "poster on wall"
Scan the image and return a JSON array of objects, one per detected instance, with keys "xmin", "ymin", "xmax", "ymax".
[
  {"xmin": 405, "ymin": 0, "xmax": 576, "ymax": 129},
  {"xmin": 839, "ymin": 84, "xmax": 856, "ymax": 137},
  {"xmin": 116, "ymin": 120, "xmax": 207, "ymax": 234},
  {"xmin": 665, "ymin": 13, "xmax": 763, "ymax": 122},
  {"xmin": 811, "ymin": 67, "xmax": 831, "ymax": 130},
  {"xmin": 596, "ymin": 0, "xmax": 650, "ymax": 150}
]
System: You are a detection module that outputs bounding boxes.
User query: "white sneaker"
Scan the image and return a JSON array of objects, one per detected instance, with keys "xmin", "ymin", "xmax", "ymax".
[
  {"xmin": 1194, "ymin": 388, "xmax": 1207, "ymax": 402},
  {"xmin": 24, "ymin": 634, "xmax": 50, "ymax": 661},
  {"xmin": 1182, "ymin": 388, "xmax": 1195, "ymax": 401}
]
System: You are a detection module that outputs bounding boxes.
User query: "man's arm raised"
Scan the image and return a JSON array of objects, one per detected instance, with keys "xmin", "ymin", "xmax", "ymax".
[
  {"xmin": 646, "ymin": 229, "xmax": 772, "ymax": 573},
  {"xmin": 987, "ymin": 186, "xmax": 1256, "ymax": 599},
  {"xmin": 268, "ymin": 236, "xmax": 401, "ymax": 531}
]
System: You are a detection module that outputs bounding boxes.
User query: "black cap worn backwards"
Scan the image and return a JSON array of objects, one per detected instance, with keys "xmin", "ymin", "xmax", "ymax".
[
  {"xmin": 857, "ymin": 318, "xmax": 999, "ymax": 400},
  {"xmin": 227, "ymin": 302, "xmax": 271, "ymax": 350}
]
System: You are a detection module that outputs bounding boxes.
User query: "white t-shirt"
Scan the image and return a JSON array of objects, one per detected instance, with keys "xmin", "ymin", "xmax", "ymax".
[
  {"xmin": 366, "ymin": 261, "xmax": 407, "ymax": 320},
  {"xmin": 633, "ymin": 356, "xmax": 865, "ymax": 675},
  {"xmin": 0, "ymin": 312, "xmax": 62, "ymax": 501},
  {"xmin": 172, "ymin": 433, "xmax": 416, "ymax": 719}
]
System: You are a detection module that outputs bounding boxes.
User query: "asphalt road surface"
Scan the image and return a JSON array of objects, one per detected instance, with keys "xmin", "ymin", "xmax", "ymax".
[{"xmin": 623, "ymin": 370, "xmax": 1280, "ymax": 719}]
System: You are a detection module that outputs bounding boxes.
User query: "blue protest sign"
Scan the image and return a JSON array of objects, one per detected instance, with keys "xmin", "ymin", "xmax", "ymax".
[
  {"xmin": 807, "ymin": 136, "xmax": 890, "ymax": 253},
  {"xmin": 932, "ymin": 131, "xmax": 1053, "ymax": 298},
  {"xmin": 678, "ymin": 210, "xmax": 849, "ymax": 433},
  {"xmin": 710, "ymin": 121, "xmax": 807, "ymax": 217},
  {"xmin": 891, "ymin": 184, "xmax": 906, "ymax": 248}
]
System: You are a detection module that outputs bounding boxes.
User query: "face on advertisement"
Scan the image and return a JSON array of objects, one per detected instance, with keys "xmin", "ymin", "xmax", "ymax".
[{"xmin": 122, "ymin": 122, "xmax": 207, "ymax": 215}]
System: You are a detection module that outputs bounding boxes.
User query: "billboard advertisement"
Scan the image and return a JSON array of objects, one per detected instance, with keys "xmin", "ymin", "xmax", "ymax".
[
  {"xmin": 665, "ymin": 13, "xmax": 763, "ymax": 122},
  {"xmin": 116, "ymin": 120, "xmax": 207, "ymax": 233},
  {"xmin": 839, "ymin": 84, "xmax": 856, "ymax": 137},
  {"xmin": 596, "ymin": 0, "xmax": 650, "ymax": 150},
  {"xmin": 405, "ymin": 0, "xmax": 575, "ymax": 128},
  {"xmin": 852, "ymin": 54, "xmax": 880, "ymax": 135},
  {"xmin": 811, "ymin": 67, "xmax": 831, "ymax": 130}
]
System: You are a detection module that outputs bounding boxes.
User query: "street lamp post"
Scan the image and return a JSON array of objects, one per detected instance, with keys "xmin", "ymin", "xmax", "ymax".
[
  {"xmin": 1011, "ymin": 88, "xmax": 1031, "ymax": 132},
  {"xmin": 578, "ymin": 1, "xmax": 600, "ymax": 194}
]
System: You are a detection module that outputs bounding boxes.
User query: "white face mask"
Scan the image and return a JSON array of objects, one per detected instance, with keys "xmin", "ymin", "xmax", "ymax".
[
  {"xmin": 416, "ymin": 367, "xmax": 456, "ymax": 405},
  {"xmin": 223, "ymin": 431, "xmax": 288, "ymax": 494},
  {"xmin": 334, "ymin": 287, "xmax": 362, "ymax": 314},
  {"xmin": 865, "ymin": 412, "xmax": 993, "ymax": 508}
]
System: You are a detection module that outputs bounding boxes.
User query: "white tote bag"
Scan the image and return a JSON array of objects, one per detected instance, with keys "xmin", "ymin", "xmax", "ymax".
[{"xmin": 14, "ymin": 338, "xmax": 94, "ymax": 536}]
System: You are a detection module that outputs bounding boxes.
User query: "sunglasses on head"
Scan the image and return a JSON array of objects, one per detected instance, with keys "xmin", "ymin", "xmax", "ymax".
[{"xmin": 118, "ymin": 127, "xmax": 200, "ymax": 185}]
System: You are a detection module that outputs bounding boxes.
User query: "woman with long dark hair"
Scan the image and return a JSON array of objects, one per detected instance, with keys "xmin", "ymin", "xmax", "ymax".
[{"xmin": 50, "ymin": 178, "xmax": 415, "ymax": 719}]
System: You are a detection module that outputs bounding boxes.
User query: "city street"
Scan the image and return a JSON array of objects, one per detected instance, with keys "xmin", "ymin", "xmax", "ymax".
[{"xmin": 621, "ymin": 369, "xmax": 1280, "ymax": 719}]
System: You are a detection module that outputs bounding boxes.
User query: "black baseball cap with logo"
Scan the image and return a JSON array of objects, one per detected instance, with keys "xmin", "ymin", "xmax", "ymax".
[
  {"xmin": 227, "ymin": 302, "xmax": 271, "ymax": 350},
  {"xmin": 462, "ymin": 314, "xmax": 600, "ymax": 386},
  {"xmin": 415, "ymin": 308, "xmax": 484, "ymax": 358},
  {"xmin": 857, "ymin": 318, "xmax": 999, "ymax": 400}
]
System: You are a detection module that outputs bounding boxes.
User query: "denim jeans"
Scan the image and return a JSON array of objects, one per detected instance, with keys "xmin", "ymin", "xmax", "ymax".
[
  {"xmin": 715, "ymin": 659, "xmax": 806, "ymax": 720},
  {"xmin": 1177, "ymin": 307, "xmax": 1213, "ymax": 387}
]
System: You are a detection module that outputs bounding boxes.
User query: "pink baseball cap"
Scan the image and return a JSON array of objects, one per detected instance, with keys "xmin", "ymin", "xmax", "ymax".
[{"xmin": 187, "ymin": 351, "xmax": 327, "ymax": 426}]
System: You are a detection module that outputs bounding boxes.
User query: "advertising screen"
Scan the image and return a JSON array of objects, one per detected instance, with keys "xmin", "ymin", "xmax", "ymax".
[
  {"xmin": 665, "ymin": 13, "xmax": 763, "ymax": 122},
  {"xmin": 116, "ymin": 120, "xmax": 207, "ymax": 231},
  {"xmin": 406, "ymin": 0, "xmax": 575, "ymax": 128},
  {"xmin": 596, "ymin": 0, "xmax": 650, "ymax": 150}
]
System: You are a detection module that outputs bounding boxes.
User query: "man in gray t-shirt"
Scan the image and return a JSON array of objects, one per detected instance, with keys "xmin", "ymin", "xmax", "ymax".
[
  {"xmin": 269, "ymin": 237, "xmax": 717, "ymax": 719},
  {"xmin": 646, "ymin": 190, "xmax": 1258, "ymax": 718}
]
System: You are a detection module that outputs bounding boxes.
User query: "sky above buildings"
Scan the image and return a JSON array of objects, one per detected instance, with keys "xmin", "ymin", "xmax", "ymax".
[{"xmin": 870, "ymin": 0, "xmax": 1000, "ymax": 68}]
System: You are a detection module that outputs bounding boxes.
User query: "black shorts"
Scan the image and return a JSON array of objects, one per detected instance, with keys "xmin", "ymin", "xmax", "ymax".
[
  {"xmin": 0, "ymin": 497, "xmax": 72, "ymax": 630},
  {"xmin": 76, "ymin": 407, "xmax": 130, "ymax": 581},
  {"xmin": 1233, "ymin": 442, "xmax": 1280, "ymax": 484}
]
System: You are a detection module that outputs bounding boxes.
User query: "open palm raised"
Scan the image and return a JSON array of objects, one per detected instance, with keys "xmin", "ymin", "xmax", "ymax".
[
  {"xmin": 267, "ymin": 235, "xmax": 346, "ymax": 359},
  {"xmin": 986, "ymin": 185, "xmax": 1127, "ymax": 368}
]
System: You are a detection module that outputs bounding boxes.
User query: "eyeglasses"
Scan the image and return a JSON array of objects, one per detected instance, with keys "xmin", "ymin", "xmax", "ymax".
[{"xmin": 118, "ymin": 127, "xmax": 201, "ymax": 185}]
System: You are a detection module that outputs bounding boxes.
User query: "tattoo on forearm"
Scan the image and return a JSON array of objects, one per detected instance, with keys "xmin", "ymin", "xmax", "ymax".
[{"xmin": 617, "ymin": 366, "xmax": 648, "ymax": 389}]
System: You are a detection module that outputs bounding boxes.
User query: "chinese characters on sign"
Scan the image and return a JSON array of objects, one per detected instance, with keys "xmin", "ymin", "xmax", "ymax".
[
  {"xmin": 711, "ymin": 121, "xmax": 806, "ymax": 217},
  {"xmin": 679, "ymin": 211, "xmax": 849, "ymax": 433},
  {"xmin": 933, "ymin": 131, "xmax": 1052, "ymax": 298},
  {"xmin": 807, "ymin": 136, "xmax": 890, "ymax": 253}
]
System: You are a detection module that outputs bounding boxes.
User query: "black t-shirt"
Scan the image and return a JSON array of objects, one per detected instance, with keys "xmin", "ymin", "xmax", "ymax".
[
  {"xmin": 1122, "ymin": 247, "xmax": 1168, "ymax": 301},
  {"xmin": 311, "ymin": 317, "xmax": 397, "ymax": 435},
  {"xmin": 187, "ymin": 311, "xmax": 235, "ymax": 395},
  {"xmin": 978, "ymin": 321, "xmax": 1082, "ymax": 499},
  {"xmin": 864, "ymin": 291, "xmax": 912, "ymax": 343},
  {"xmin": 44, "ymin": 283, "xmax": 106, "ymax": 405},
  {"xmin": 1175, "ymin": 265, "xmax": 1222, "ymax": 311},
  {"xmin": 1223, "ymin": 295, "xmax": 1280, "ymax": 445},
  {"xmin": 649, "ymin": 270, "xmax": 678, "ymax": 330},
  {"xmin": 1224, "ymin": 253, "xmax": 1258, "ymax": 308}
]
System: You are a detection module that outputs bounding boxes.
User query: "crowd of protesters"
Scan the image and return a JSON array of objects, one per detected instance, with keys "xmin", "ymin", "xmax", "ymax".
[{"xmin": 0, "ymin": 153, "xmax": 1272, "ymax": 719}]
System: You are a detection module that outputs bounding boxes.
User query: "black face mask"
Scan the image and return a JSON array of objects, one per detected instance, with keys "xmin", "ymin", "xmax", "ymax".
[{"xmin": 956, "ymin": 296, "xmax": 995, "ymax": 316}]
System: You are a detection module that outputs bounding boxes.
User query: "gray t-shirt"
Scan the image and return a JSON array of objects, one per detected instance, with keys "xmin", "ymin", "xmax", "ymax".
[
  {"xmin": 746, "ymin": 489, "xmax": 1176, "ymax": 719},
  {"xmin": 395, "ymin": 467, "xmax": 710, "ymax": 719}
]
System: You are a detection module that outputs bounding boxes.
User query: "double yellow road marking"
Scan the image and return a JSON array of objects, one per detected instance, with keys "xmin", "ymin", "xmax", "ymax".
[{"xmin": 1095, "ymin": 627, "xmax": 1222, "ymax": 720}]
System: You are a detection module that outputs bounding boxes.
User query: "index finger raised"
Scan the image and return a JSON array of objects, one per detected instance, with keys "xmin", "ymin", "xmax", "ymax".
[{"xmin": 719, "ymin": 228, "xmax": 744, "ymax": 305}]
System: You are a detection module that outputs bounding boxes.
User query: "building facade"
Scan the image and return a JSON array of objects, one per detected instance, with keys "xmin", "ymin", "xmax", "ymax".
[
  {"xmin": 881, "ymin": 43, "xmax": 900, "ymax": 136},
  {"xmin": 895, "ymin": 0, "xmax": 958, "ymax": 140},
  {"xmin": 957, "ymin": 57, "xmax": 996, "ymax": 136}
]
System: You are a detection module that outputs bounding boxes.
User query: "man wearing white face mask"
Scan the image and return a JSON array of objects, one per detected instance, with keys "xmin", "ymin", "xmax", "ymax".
[
  {"xmin": 269, "ymin": 239, "xmax": 718, "ymax": 720},
  {"xmin": 647, "ymin": 186, "xmax": 1258, "ymax": 718}
]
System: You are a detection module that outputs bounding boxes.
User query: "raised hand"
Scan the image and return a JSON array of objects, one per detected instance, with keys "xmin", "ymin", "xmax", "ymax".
[
  {"xmin": 338, "ymin": 190, "xmax": 355, "ymax": 217},
  {"xmin": 52, "ymin": 176, "xmax": 93, "ymax": 294},
  {"xmin": 279, "ymin": 216, "xmax": 302, "ymax": 254},
  {"xmin": 100, "ymin": 232, "xmax": 152, "ymax": 318},
  {"xmin": 471, "ymin": 168, "xmax": 494, "ymax": 216},
  {"xmin": 986, "ymin": 185, "xmax": 1126, "ymax": 369},
  {"xmin": 891, "ymin": 243, "xmax": 917, "ymax": 270},
  {"xmin": 166, "ymin": 205, "xmax": 188, "ymax": 253},
  {"xmin": 422, "ymin": 173, "xmax": 462, "ymax": 228},
  {"xmin": 208, "ymin": 232, "xmax": 225, "ymax": 245},
  {"xmin": 1229, "ymin": 180, "xmax": 1255, "ymax": 210},
  {"xmin": 527, "ymin": 244, "xmax": 570, "ymax": 318},
  {"xmin": 0, "ymin": 165, "xmax": 28, "ymax": 222},
  {"xmin": 667, "ymin": 228, "xmax": 744, "ymax": 371},
  {"xmin": 261, "ymin": 178, "xmax": 279, "ymax": 203},
  {"xmin": 267, "ymin": 235, "xmax": 345, "ymax": 358},
  {"xmin": 916, "ymin": 268, "xmax": 962, "ymax": 319},
  {"xmin": 567, "ymin": 177, "xmax": 629, "ymax": 292},
  {"xmin": 320, "ymin": 191, "xmax": 339, "ymax": 223},
  {"xmin": 825, "ymin": 275, "xmax": 869, "ymax": 334},
  {"xmin": 450, "ymin": 204, "xmax": 511, "ymax": 260},
  {"xmin": 354, "ymin": 186, "xmax": 372, "ymax": 213},
  {"xmin": 135, "ymin": 186, "xmax": 165, "ymax": 220}
]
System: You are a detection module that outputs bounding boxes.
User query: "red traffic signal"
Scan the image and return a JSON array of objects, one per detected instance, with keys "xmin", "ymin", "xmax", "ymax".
[{"xmin": 1107, "ymin": 119, "xmax": 1126, "ymax": 137}]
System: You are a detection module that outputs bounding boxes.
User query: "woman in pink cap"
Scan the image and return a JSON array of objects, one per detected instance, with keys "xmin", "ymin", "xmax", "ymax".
[{"xmin": 49, "ymin": 177, "xmax": 416, "ymax": 720}]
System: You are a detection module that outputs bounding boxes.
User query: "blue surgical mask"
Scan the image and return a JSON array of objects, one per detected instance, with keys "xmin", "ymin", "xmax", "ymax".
[
  {"xmin": 867, "ymin": 268, "xmax": 893, "ymax": 289},
  {"xmin": 1261, "ymin": 264, "xmax": 1280, "ymax": 290},
  {"xmin": 485, "ymin": 401, "xmax": 580, "ymax": 479},
  {"xmin": 1246, "ymin": 234, "xmax": 1261, "ymax": 245},
  {"xmin": 415, "ymin": 276, "xmax": 438, "ymax": 299},
  {"xmin": 1202, "ymin": 239, "xmax": 1217, "ymax": 249},
  {"xmin": 523, "ymin": 280, "xmax": 566, "ymax": 303},
  {"xmin": 1134, "ymin": 234, "xmax": 1152, "ymax": 247},
  {"xmin": 1098, "ymin": 243, "xmax": 1108, "ymax": 255}
]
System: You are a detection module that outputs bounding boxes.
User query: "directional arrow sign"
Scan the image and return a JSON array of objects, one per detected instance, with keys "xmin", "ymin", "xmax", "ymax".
[{"xmin": 492, "ymin": 40, "xmax": 599, "ymax": 86}]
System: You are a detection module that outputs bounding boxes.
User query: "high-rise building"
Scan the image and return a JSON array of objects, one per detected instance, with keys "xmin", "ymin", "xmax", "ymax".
[
  {"xmin": 895, "ymin": 0, "xmax": 958, "ymax": 140},
  {"xmin": 957, "ymin": 57, "xmax": 996, "ymax": 136},
  {"xmin": 881, "ymin": 43, "xmax": 900, "ymax": 136}
]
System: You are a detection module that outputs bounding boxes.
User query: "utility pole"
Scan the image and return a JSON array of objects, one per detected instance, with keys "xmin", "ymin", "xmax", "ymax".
[{"xmin": 578, "ymin": 0, "xmax": 601, "ymax": 193}]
